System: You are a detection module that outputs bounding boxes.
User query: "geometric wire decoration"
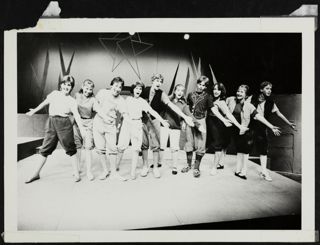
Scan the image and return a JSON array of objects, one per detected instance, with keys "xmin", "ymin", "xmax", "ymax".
[{"xmin": 99, "ymin": 33, "xmax": 153, "ymax": 79}]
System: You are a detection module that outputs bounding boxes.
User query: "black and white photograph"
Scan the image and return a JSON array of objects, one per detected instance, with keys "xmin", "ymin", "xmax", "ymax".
[{"xmin": 4, "ymin": 18, "xmax": 315, "ymax": 242}]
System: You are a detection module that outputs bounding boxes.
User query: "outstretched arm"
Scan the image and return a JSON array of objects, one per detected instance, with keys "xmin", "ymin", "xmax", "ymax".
[
  {"xmin": 275, "ymin": 110, "xmax": 296, "ymax": 130},
  {"xmin": 26, "ymin": 98, "xmax": 49, "ymax": 116},
  {"xmin": 210, "ymin": 106, "xmax": 232, "ymax": 127},
  {"xmin": 148, "ymin": 107, "xmax": 169, "ymax": 127},
  {"xmin": 167, "ymin": 102, "xmax": 194, "ymax": 127},
  {"xmin": 254, "ymin": 113, "xmax": 281, "ymax": 136}
]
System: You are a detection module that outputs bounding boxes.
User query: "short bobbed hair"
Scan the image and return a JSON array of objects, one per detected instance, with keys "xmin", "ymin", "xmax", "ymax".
[
  {"xmin": 131, "ymin": 81, "xmax": 145, "ymax": 94},
  {"xmin": 58, "ymin": 75, "xmax": 75, "ymax": 92},
  {"xmin": 110, "ymin": 76, "xmax": 125, "ymax": 87}
]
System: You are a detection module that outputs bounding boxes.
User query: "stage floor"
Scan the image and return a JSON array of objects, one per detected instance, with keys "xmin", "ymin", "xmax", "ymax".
[{"xmin": 17, "ymin": 148, "xmax": 301, "ymax": 230}]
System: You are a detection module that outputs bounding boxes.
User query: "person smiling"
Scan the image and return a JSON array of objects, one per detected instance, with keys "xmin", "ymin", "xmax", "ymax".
[
  {"xmin": 226, "ymin": 84, "xmax": 281, "ymax": 180},
  {"xmin": 207, "ymin": 82, "xmax": 249, "ymax": 176},
  {"xmin": 92, "ymin": 77, "xmax": 128, "ymax": 181},
  {"xmin": 140, "ymin": 74, "xmax": 194, "ymax": 178},
  {"xmin": 25, "ymin": 75, "xmax": 85, "ymax": 183},
  {"xmin": 116, "ymin": 81, "xmax": 169, "ymax": 180},
  {"xmin": 248, "ymin": 81, "xmax": 296, "ymax": 181},
  {"xmin": 73, "ymin": 79, "xmax": 97, "ymax": 181},
  {"xmin": 160, "ymin": 84, "xmax": 202, "ymax": 175}
]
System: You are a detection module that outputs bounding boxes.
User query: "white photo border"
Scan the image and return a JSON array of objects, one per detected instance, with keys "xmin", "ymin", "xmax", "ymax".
[{"xmin": 4, "ymin": 18, "xmax": 315, "ymax": 242}]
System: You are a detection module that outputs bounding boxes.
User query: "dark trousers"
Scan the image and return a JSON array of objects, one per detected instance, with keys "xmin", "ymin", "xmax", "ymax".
[{"xmin": 40, "ymin": 116, "xmax": 77, "ymax": 157}]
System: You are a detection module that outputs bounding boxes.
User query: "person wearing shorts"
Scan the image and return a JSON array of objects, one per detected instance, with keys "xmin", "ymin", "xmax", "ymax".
[
  {"xmin": 93, "ymin": 77, "xmax": 128, "ymax": 181},
  {"xmin": 73, "ymin": 79, "xmax": 97, "ymax": 181}
]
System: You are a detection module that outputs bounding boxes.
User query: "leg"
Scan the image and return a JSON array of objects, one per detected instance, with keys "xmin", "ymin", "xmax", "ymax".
[
  {"xmin": 235, "ymin": 153, "xmax": 247, "ymax": 180},
  {"xmin": 73, "ymin": 123, "xmax": 83, "ymax": 172},
  {"xmin": 85, "ymin": 149, "xmax": 94, "ymax": 180},
  {"xmin": 254, "ymin": 127, "xmax": 272, "ymax": 181},
  {"xmin": 92, "ymin": 117, "xmax": 109, "ymax": 180},
  {"xmin": 193, "ymin": 119, "xmax": 206, "ymax": 177},
  {"xmin": 26, "ymin": 117, "xmax": 59, "ymax": 183},
  {"xmin": 97, "ymin": 153, "xmax": 110, "ymax": 179},
  {"xmin": 141, "ymin": 123, "xmax": 150, "ymax": 177},
  {"xmin": 159, "ymin": 126, "xmax": 170, "ymax": 167},
  {"xmin": 130, "ymin": 121, "xmax": 143, "ymax": 179},
  {"xmin": 181, "ymin": 125, "xmax": 194, "ymax": 173},
  {"xmin": 141, "ymin": 149, "xmax": 149, "ymax": 177},
  {"xmin": 218, "ymin": 149, "xmax": 227, "ymax": 168},
  {"xmin": 83, "ymin": 121, "xmax": 95, "ymax": 180},
  {"xmin": 109, "ymin": 154, "xmax": 127, "ymax": 181},
  {"xmin": 116, "ymin": 119, "xmax": 131, "ymax": 171},
  {"xmin": 152, "ymin": 151, "xmax": 161, "ymax": 178},
  {"xmin": 240, "ymin": 153, "xmax": 249, "ymax": 176},
  {"xmin": 182, "ymin": 151, "xmax": 193, "ymax": 173},
  {"xmin": 235, "ymin": 153, "xmax": 243, "ymax": 174},
  {"xmin": 210, "ymin": 151, "xmax": 221, "ymax": 176},
  {"xmin": 169, "ymin": 129, "xmax": 180, "ymax": 175},
  {"xmin": 75, "ymin": 149, "xmax": 82, "ymax": 173},
  {"xmin": 131, "ymin": 150, "xmax": 139, "ymax": 179},
  {"xmin": 259, "ymin": 155, "xmax": 272, "ymax": 181},
  {"xmin": 25, "ymin": 154, "xmax": 47, "ymax": 183},
  {"xmin": 55, "ymin": 117, "xmax": 80, "ymax": 181},
  {"xmin": 149, "ymin": 119, "xmax": 161, "ymax": 167},
  {"xmin": 105, "ymin": 124, "xmax": 127, "ymax": 181},
  {"xmin": 70, "ymin": 154, "xmax": 81, "ymax": 182}
]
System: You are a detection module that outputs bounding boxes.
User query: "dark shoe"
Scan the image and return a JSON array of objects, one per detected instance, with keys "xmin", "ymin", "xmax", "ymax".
[
  {"xmin": 181, "ymin": 166, "xmax": 191, "ymax": 173},
  {"xmin": 193, "ymin": 169, "xmax": 201, "ymax": 178},
  {"xmin": 217, "ymin": 164, "xmax": 224, "ymax": 169},
  {"xmin": 150, "ymin": 163, "xmax": 162, "ymax": 168},
  {"xmin": 172, "ymin": 167, "xmax": 178, "ymax": 175},
  {"xmin": 235, "ymin": 172, "xmax": 247, "ymax": 180}
]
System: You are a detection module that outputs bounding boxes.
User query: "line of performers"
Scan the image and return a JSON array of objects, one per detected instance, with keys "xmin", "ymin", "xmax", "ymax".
[{"xmin": 25, "ymin": 74, "xmax": 296, "ymax": 184}]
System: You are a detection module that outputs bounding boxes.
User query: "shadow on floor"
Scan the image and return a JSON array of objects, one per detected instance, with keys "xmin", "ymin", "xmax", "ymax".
[{"xmin": 138, "ymin": 214, "xmax": 301, "ymax": 230}]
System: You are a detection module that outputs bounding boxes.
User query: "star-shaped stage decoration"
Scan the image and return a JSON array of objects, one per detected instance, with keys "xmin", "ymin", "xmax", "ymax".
[{"xmin": 99, "ymin": 33, "xmax": 154, "ymax": 79}]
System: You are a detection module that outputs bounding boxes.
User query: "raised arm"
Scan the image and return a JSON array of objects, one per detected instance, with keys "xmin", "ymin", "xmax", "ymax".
[{"xmin": 26, "ymin": 98, "xmax": 49, "ymax": 116}]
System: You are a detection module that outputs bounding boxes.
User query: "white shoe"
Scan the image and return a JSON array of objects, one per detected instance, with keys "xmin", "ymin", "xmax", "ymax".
[
  {"xmin": 210, "ymin": 168, "xmax": 217, "ymax": 176},
  {"xmin": 260, "ymin": 172, "xmax": 272, "ymax": 181},
  {"xmin": 140, "ymin": 166, "xmax": 149, "ymax": 177},
  {"xmin": 98, "ymin": 171, "xmax": 110, "ymax": 180},
  {"xmin": 73, "ymin": 173, "xmax": 81, "ymax": 182},
  {"xmin": 130, "ymin": 172, "xmax": 136, "ymax": 180},
  {"xmin": 153, "ymin": 167, "xmax": 161, "ymax": 178},
  {"xmin": 110, "ymin": 173, "xmax": 128, "ymax": 181},
  {"xmin": 87, "ymin": 172, "xmax": 94, "ymax": 181}
]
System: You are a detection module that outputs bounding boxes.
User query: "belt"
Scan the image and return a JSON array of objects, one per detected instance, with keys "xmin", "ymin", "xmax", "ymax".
[{"xmin": 50, "ymin": 115, "xmax": 68, "ymax": 118}]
